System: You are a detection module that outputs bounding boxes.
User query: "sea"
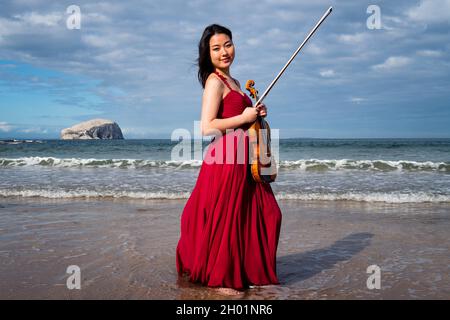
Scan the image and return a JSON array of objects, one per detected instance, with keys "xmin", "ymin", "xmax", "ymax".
[{"xmin": 1, "ymin": 138, "xmax": 449, "ymax": 203}]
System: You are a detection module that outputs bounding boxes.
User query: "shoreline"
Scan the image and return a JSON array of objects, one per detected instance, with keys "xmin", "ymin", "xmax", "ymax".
[
  {"xmin": 1, "ymin": 197, "xmax": 449, "ymax": 299},
  {"xmin": 2, "ymin": 193, "xmax": 449, "ymax": 204}
]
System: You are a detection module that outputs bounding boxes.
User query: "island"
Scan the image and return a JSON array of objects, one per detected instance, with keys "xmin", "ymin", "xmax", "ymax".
[{"xmin": 60, "ymin": 119, "xmax": 124, "ymax": 140}]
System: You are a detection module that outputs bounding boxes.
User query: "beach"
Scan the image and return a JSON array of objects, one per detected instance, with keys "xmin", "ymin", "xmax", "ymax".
[
  {"xmin": 2, "ymin": 0, "xmax": 450, "ymax": 303},
  {"xmin": 1, "ymin": 138, "xmax": 449, "ymax": 299},
  {"xmin": 1, "ymin": 197, "xmax": 449, "ymax": 300}
]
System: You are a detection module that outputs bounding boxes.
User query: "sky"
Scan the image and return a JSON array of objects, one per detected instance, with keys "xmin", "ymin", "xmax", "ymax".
[{"xmin": 0, "ymin": 0, "xmax": 449, "ymax": 139}]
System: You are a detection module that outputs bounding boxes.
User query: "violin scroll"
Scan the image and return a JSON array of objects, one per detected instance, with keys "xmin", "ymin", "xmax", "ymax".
[{"xmin": 245, "ymin": 80, "xmax": 259, "ymax": 101}]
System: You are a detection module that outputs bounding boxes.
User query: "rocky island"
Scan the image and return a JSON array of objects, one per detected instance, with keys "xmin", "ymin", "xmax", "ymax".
[{"xmin": 60, "ymin": 119, "xmax": 124, "ymax": 140}]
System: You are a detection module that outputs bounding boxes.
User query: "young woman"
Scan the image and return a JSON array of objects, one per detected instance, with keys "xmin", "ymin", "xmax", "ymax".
[{"xmin": 176, "ymin": 24, "xmax": 282, "ymax": 296}]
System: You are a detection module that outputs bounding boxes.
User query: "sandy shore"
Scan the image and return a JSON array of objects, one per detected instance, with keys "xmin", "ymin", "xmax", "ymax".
[{"xmin": 0, "ymin": 197, "xmax": 449, "ymax": 299}]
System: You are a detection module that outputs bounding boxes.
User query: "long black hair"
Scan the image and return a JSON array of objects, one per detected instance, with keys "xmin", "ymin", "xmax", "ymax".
[{"xmin": 197, "ymin": 24, "xmax": 232, "ymax": 88}]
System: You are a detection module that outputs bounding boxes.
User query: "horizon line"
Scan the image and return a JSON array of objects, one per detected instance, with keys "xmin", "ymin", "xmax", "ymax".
[{"xmin": 2, "ymin": 137, "xmax": 450, "ymax": 140}]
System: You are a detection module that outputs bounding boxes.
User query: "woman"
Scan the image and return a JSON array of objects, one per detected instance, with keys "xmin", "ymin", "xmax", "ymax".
[{"xmin": 176, "ymin": 24, "xmax": 282, "ymax": 296}]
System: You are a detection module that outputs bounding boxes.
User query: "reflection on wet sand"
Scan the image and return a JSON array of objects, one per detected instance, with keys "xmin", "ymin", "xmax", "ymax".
[{"xmin": 0, "ymin": 198, "xmax": 449, "ymax": 299}]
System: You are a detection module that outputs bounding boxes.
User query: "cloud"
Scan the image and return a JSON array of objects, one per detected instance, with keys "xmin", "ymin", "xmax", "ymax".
[
  {"xmin": 371, "ymin": 56, "xmax": 413, "ymax": 71},
  {"xmin": 304, "ymin": 43, "xmax": 325, "ymax": 55},
  {"xmin": 0, "ymin": 122, "xmax": 14, "ymax": 132},
  {"xmin": 319, "ymin": 69, "xmax": 335, "ymax": 78},
  {"xmin": 0, "ymin": 1, "xmax": 449, "ymax": 138},
  {"xmin": 349, "ymin": 97, "xmax": 367, "ymax": 104},
  {"xmin": 82, "ymin": 34, "xmax": 115, "ymax": 49},
  {"xmin": 19, "ymin": 127, "xmax": 48, "ymax": 133},
  {"xmin": 338, "ymin": 33, "xmax": 368, "ymax": 44},
  {"xmin": 416, "ymin": 49, "xmax": 444, "ymax": 57},
  {"xmin": 13, "ymin": 11, "xmax": 63, "ymax": 27},
  {"xmin": 246, "ymin": 38, "xmax": 261, "ymax": 46},
  {"xmin": 406, "ymin": 0, "xmax": 450, "ymax": 24},
  {"xmin": 121, "ymin": 126, "xmax": 178, "ymax": 138}
]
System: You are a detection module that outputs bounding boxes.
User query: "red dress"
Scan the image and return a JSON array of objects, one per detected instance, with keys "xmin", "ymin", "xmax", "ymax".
[{"xmin": 176, "ymin": 71, "xmax": 282, "ymax": 290}]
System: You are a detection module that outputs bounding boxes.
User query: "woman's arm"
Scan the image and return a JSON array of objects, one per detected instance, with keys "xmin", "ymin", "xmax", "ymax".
[{"xmin": 201, "ymin": 75, "xmax": 251, "ymax": 136}]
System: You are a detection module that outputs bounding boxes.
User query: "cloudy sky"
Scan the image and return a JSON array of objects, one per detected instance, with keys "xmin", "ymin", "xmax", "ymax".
[{"xmin": 0, "ymin": 0, "xmax": 449, "ymax": 139}]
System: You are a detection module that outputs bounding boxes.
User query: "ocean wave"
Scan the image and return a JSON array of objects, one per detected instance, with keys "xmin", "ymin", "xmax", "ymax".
[
  {"xmin": 0, "ymin": 157, "xmax": 203, "ymax": 169},
  {"xmin": 275, "ymin": 192, "xmax": 450, "ymax": 203},
  {"xmin": 0, "ymin": 189, "xmax": 449, "ymax": 203},
  {"xmin": 280, "ymin": 159, "xmax": 450, "ymax": 172},
  {"xmin": 0, "ymin": 189, "xmax": 190, "ymax": 200},
  {"xmin": 1, "ymin": 157, "xmax": 449, "ymax": 172},
  {"xmin": 0, "ymin": 139, "xmax": 44, "ymax": 145}
]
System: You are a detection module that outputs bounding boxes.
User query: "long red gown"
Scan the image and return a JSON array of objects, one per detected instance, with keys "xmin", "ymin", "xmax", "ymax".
[{"xmin": 176, "ymin": 71, "xmax": 282, "ymax": 290}]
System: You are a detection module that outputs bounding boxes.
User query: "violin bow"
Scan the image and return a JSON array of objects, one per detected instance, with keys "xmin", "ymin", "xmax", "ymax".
[{"xmin": 254, "ymin": 6, "xmax": 333, "ymax": 107}]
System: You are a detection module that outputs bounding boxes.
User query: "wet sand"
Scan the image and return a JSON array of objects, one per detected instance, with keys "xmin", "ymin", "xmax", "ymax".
[{"xmin": 0, "ymin": 197, "xmax": 449, "ymax": 299}]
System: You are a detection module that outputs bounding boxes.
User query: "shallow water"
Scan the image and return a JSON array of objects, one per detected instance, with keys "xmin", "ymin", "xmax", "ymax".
[
  {"xmin": 1, "ymin": 197, "xmax": 449, "ymax": 299},
  {"xmin": 1, "ymin": 138, "xmax": 449, "ymax": 203}
]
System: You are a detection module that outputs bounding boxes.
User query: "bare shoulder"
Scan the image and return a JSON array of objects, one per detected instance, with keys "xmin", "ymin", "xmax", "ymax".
[
  {"xmin": 206, "ymin": 73, "xmax": 224, "ymax": 89},
  {"xmin": 204, "ymin": 73, "xmax": 225, "ymax": 97},
  {"xmin": 233, "ymin": 78, "xmax": 241, "ymax": 88}
]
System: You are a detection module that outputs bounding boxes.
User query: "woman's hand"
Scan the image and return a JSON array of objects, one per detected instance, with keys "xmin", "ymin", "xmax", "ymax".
[
  {"xmin": 256, "ymin": 103, "xmax": 267, "ymax": 117},
  {"xmin": 241, "ymin": 107, "xmax": 258, "ymax": 123},
  {"xmin": 241, "ymin": 103, "xmax": 268, "ymax": 124}
]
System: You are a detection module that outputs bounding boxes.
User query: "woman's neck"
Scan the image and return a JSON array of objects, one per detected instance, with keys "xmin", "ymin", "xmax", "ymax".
[{"xmin": 215, "ymin": 67, "xmax": 230, "ymax": 77}]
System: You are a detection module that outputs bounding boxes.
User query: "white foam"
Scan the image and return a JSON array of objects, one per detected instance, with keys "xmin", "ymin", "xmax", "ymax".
[
  {"xmin": 1, "ymin": 189, "xmax": 448, "ymax": 203},
  {"xmin": 275, "ymin": 191, "xmax": 450, "ymax": 203},
  {"xmin": 280, "ymin": 159, "xmax": 449, "ymax": 172},
  {"xmin": 0, "ymin": 157, "xmax": 203, "ymax": 169},
  {"xmin": 1, "ymin": 157, "xmax": 448, "ymax": 172},
  {"xmin": 0, "ymin": 189, "xmax": 191, "ymax": 200}
]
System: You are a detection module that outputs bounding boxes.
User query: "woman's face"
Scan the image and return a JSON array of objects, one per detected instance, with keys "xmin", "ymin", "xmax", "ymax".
[{"xmin": 209, "ymin": 33, "xmax": 235, "ymax": 70}]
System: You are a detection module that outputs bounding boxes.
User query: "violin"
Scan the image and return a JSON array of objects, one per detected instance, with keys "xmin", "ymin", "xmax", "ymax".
[
  {"xmin": 242, "ymin": 7, "xmax": 333, "ymax": 182},
  {"xmin": 245, "ymin": 80, "xmax": 277, "ymax": 183}
]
